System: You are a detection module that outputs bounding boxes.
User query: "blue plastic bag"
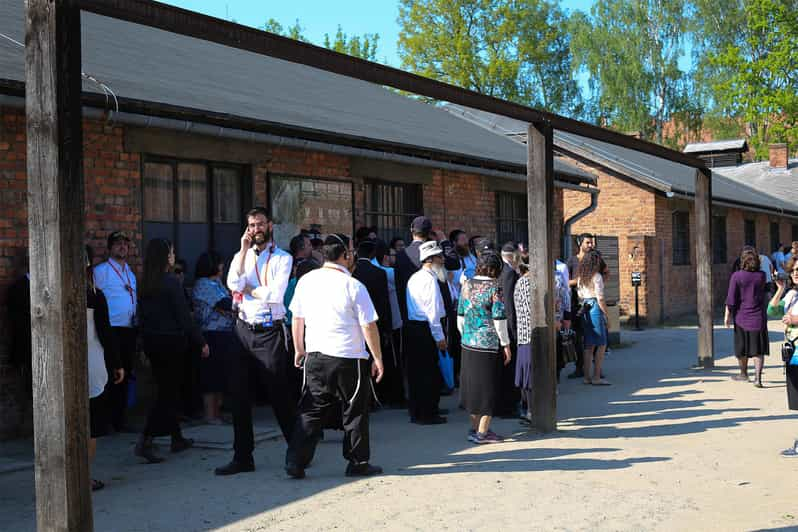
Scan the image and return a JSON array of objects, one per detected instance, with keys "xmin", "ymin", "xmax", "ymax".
[
  {"xmin": 438, "ymin": 350, "xmax": 455, "ymax": 390},
  {"xmin": 126, "ymin": 372, "xmax": 137, "ymax": 408},
  {"xmin": 790, "ymin": 352, "xmax": 798, "ymax": 366}
]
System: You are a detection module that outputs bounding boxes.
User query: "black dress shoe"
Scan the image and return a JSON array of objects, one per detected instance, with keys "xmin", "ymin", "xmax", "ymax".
[
  {"xmin": 171, "ymin": 437, "xmax": 194, "ymax": 453},
  {"xmin": 134, "ymin": 437, "xmax": 164, "ymax": 464},
  {"xmin": 215, "ymin": 460, "xmax": 255, "ymax": 476},
  {"xmin": 345, "ymin": 462, "xmax": 383, "ymax": 477},
  {"xmin": 415, "ymin": 416, "xmax": 447, "ymax": 425},
  {"xmin": 285, "ymin": 463, "xmax": 305, "ymax": 479}
]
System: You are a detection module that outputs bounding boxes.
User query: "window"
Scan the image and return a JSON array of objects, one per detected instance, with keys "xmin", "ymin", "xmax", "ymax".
[
  {"xmin": 744, "ymin": 219, "xmax": 756, "ymax": 247},
  {"xmin": 269, "ymin": 175, "xmax": 354, "ymax": 249},
  {"xmin": 363, "ymin": 181, "xmax": 423, "ymax": 243},
  {"xmin": 793, "ymin": 224, "xmax": 798, "ymax": 244},
  {"xmin": 142, "ymin": 158, "xmax": 249, "ymax": 282},
  {"xmin": 712, "ymin": 215, "xmax": 727, "ymax": 264},
  {"xmin": 672, "ymin": 211, "xmax": 690, "ymax": 265},
  {"xmin": 496, "ymin": 192, "xmax": 528, "ymax": 245},
  {"xmin": 771, "ymin": 222, "xmax": 780, "ymax": 253}
]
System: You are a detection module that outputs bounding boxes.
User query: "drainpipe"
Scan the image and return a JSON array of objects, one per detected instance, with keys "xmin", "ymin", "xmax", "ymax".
[{"xmin": 562, "ymin": 186, "xmax": 599, "ymax": 260}]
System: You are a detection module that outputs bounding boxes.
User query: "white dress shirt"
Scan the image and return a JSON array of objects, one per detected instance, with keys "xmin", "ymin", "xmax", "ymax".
[
  {"xmin": 227, "ymin": 245, "xmax": 293, "ymax": 325},
  {"xmin": 93, "ymin": 259, "xmax": 137, "ymax": 327},
  {"xmin": 371, "ymin": 259, "xmax": 403, "ymax": 330},
  {"xmin": 406, "ymin": 268, "xmax": 446, "ymax": 342},
  {"xmin": 290, "ymin": 263, "xmax": 378, "ymax": 360}
]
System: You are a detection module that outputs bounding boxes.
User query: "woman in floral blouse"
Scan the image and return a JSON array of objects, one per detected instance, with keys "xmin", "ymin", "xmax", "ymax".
[
  {"xmin": 457, "ymin": 252, "xmax": 512, "ymax": 444},
  {"xmin": 192, "ymin": 251, "xmax": 237, "ymax": 425}
]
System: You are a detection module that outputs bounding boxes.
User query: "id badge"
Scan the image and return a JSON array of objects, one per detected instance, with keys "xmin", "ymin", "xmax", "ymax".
[{"xmin": 263, "ymin": 308, "xmax": 273, "ymax": 328}]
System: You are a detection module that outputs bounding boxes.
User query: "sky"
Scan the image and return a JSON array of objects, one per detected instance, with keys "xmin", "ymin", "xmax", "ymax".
[{"xmin": 161, "ymin": 0, "xmax": 595, "ymax": 68}]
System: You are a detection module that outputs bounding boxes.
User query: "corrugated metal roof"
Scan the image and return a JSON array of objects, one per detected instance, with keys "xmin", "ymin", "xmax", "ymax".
[
  {"xmin": 443, "ymin": 103, "xmax": 798, "ymax": 215},
  {"xmin": 0, "ymin": 2, "xmax": 594, "ymax": 182},
  {"xmin": 684, "ymin": 139, "xmax": 748, "ymax": 153}
]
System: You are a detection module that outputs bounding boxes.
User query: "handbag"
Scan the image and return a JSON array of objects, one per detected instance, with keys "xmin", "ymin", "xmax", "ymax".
[
  {"xmin": 438, "ymin": 350, "xmax": 455, "ymax": 390},
  {"xmin": 559, "ymin": 329, "xmax": 578, "ymax": 364}
]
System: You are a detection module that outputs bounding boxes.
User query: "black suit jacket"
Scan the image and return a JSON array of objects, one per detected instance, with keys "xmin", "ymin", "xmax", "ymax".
[
  {"xmin": 7, "ymin": 275, "xmax": 31, "ymax": 370},
  {"xmin": 352, "ymin": 259, "xmax": 393, "ymax": 335},
  {"xmin": 500, "ymin": 262, "xmax": 519, "ymax": 343}
]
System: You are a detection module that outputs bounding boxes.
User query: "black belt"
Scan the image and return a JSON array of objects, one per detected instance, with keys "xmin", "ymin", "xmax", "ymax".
[{"xmin": 239, "ymin": 319, "xmax": 284, "ymax": 332}]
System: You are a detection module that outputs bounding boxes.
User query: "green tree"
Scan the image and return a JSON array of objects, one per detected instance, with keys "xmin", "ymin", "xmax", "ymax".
[
  {"xmin": 693, "ymin": 0, "xmax": 798, "ymax": 158},
  {"xmin": 324, "ymin": 26, "xmax": 380, "ymax": 61},
  {"xmin": 397, "ymin": 0, "xmax": 583, "ymax": 116},
  {"xmin": 263, "ymin": 19, "xmax": 379, "ymax": 61},
  {"xmin": 570, "ymin": 0, "xmax": 694, "ymax": 143}
]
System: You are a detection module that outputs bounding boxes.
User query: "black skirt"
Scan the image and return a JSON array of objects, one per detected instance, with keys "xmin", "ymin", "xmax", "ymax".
[
  {"xmin": 787, "ymin": 365, "xmax": 798, "ymax": 411},
  {"xmin": 460, "ymin": 346, "xmax": 503, "ymax": 416},
  {"xmin": 733, "ymin": 325, "xmax": 770, "ymax": 358},
  {"xmin": 200, "ymin": 330, "xmax": 238, "ymax": 393}
]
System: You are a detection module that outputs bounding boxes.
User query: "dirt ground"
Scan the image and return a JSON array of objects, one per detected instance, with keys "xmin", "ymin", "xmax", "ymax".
[{"xmin": 1, "ymin": 321, "xmax": 797, "ymax": 532}]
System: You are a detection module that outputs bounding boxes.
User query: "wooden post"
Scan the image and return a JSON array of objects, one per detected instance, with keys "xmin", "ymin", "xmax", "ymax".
[
  {"xmin": 695, "ymin": 168, "xmax": 714, "ymax": 368},
  {"xmin": 25, "ymin": 1, "xmax": 92, "ymax": 530},
  {"xmin": 527, "ymin": 122, "xmax": 557, "ymax": 432}
]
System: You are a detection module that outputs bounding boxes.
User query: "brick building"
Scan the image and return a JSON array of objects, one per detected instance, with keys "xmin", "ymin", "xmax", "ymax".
[
  {"xmin": 0, "ymin": 4, "xmax": 597, "ymax": 438},
  {"xmin": 446, "ymin": 105, "xmax": 798, "ymax": 324}
]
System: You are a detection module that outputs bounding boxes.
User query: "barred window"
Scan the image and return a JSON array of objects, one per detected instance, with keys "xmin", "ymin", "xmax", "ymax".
[
  {"xmin": 363, "ymin": 181, "xmax": 423, "ymax": 243},
  {"xmin": 744, "ymin": 219, "xmax": 756, "ymax": 247},
  {"xmin": 712, "ymin": 215, "xmax": 727, "ymax": 264},
  {"xmin": 496, "ymin": 192, "xmax": 527, "ymax": 245},
  {"xmin": 672, "ymin": 211, "xmax": 690, "ymax": 265}
]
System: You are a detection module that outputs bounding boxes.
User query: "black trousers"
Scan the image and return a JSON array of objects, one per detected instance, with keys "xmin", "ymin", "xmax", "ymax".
[
  {"xmin": 403, "ymin": 320, "xmax": 441, "ymax": 421},
  {"xmin": 374, "ymin": 329, "xmax": 405, "ymax": 406},
  {"xmin": 231, "ymin": 320, "xmax": 298, "ymax": 464},
  {"xmin": 286, "ymin": 353, "xmax": 372, "ymax": 468},
  {"xmin": 108, "ymin": 326, "xmax": 137, "ymax": 430},
  {"xmin": 142, "ymin": 333, "xmax": 187, "ymax": 438}
]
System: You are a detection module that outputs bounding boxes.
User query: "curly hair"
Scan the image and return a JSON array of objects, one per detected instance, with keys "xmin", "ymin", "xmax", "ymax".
[
  {"xmin": 740, "ymin": 250, "xmax": 760, "ymax": 272},
  {"xmin": 577, "ymin": 250, "xmax": 603, "ymax": 286},
  {"xmin": 475, "ymin": 252, "xmax": 502, "ymax": 278}
]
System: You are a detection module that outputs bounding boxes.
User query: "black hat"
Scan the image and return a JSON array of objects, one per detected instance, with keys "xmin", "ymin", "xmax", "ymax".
[
  {"xmin": 107, "ymin": 231, "xmax": 130, "ymax": 249},
  {"xmin": 501, "ymin": 242, "xmax": 517, "ymax": 254},
  {"xmin": 476, "ymin": 238, "xmax": 496, "ymax": 254},
  {"xmin": 410, "ymin": 216, "xmax": 432, "ymax": 234}
]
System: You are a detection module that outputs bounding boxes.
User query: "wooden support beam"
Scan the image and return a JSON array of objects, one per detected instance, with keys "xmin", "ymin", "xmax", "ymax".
[
  {"xmin": 75, "ymin": 0, "xmax": 708, "ymax": 170},
  {"xmin": 695, "ymin": 168, "xmax": 714, "ymax": 368},
  {"xmin": 528, "ymin": 122, "xmax": 557, "ymax": 432},
  {"xmin": 25, "ymin": 1, "xmax": 92, "ymax": 530}
]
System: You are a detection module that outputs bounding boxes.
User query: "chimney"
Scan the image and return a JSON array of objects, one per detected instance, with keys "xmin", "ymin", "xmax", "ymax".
[{"xmin": 769, "ymin": 143, "xmax": 788, "ymax": 169}]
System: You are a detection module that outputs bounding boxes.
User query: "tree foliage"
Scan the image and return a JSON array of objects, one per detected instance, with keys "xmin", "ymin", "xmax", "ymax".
[
  {"xmin": 263, "ymin": 19, "xmax": 379, "ymax": 61},
  {"xmin": 397, "ymin": 0, "xmax": 583, "ymax": 116},
  {"xmin": 694, "ymin": 0, "xmax": 798, "ymax": 157},
  {"xmin": 570, "ymin": 0, "xmax": 693, "ymax": 143}
]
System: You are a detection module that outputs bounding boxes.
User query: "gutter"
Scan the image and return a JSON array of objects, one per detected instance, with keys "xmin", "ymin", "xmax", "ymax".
[
  {"xmin": 562, "ymin": 186, "xmax": 599, "ymax": 259},
  {"xmin": 668, "ymin": 190, "xmax": 798, "ymax": 220},
  {"xmin": 0, "ymin": 93, "xmax": 588, "ymax": 189}
]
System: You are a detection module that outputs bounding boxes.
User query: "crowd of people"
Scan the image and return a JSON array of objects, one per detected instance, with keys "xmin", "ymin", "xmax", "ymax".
[{"xmin": 9, "ymin": 208, "xmax": 798, "ymax": 489}]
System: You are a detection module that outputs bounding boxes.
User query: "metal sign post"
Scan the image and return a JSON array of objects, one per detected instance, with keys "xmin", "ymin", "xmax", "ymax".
[{"xmin": 631, "ymin": 271, "xmax": 642, "ymax": 330}]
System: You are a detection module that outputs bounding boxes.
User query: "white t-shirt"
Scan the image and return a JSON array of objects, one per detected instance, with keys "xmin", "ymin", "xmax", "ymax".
[
  {"xmin": 577, "ymin": 273, "xmax": 605, "ymax": 301},
  {"xmin": 290, "ymin": 263, "xmax": 378, "ymax": 360}
]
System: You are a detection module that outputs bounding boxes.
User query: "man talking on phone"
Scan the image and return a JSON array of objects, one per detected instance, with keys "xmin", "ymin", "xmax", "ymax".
[{"xmin": 215, "ymin": 207, "xmax": 296, "ymax": 476}]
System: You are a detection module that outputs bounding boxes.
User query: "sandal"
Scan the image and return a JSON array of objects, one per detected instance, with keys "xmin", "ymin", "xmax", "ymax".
[
  {"xmin": 592, "ymin": 379, "xmax": 612, "ymax": 386},
  {"xmin": 583, "ymin": 378, "xmax": 592, "ymax": 385},
  {"xmin": 91, "ymin": 479, "xmax": 104, "ymax": 492}
]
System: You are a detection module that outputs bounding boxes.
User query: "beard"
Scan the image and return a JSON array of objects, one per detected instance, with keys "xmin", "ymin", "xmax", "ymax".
[
  {"xmin": 455, "ymin": 244, "xmax": 470, "ymax": 257},
  {"xmin": 252, "ymin": 230, "xmax": 270, "ymax": 246},
  {"xmin": 432, "ymin": 263, "xmax": 447, "ymax": 283}
]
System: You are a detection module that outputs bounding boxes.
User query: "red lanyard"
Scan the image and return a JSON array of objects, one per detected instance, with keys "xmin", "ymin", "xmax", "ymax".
[
  {"xmin": 107, "ymin": 260, "xmax": 134, "ymax": 304},
  {"xmin": 254, "ymin": 245, "xmax": 275, "ymax": 287}
]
